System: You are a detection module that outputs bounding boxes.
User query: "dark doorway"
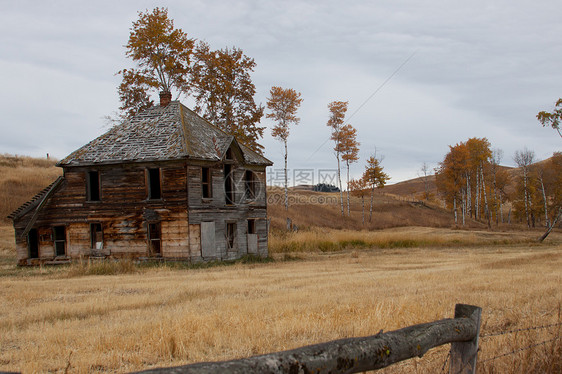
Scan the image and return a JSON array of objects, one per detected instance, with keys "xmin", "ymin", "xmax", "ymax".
[{"xmin": 28, "ymin": 229, "xmax": 39, "ymax": 259}]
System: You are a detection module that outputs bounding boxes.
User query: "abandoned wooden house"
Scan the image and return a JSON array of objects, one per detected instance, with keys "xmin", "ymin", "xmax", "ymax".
[{"xmin": 9, "ymin": 93, "xmax": 272, "ymax": 265}]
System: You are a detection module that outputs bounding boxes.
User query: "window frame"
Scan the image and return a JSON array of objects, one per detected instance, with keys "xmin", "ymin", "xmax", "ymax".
[
  {"xmin": 148, "ymin": 222, "xmax": 162, "ymax": 256},
  {"xmin": 53, "ymin": 225, "xmax": 66, "ymax": 257},
  {"xmin": 201, "ymin": 167, "xmax": 212, "ymax": 199},
  {"xmin": 147, "ymin": 168, "xmax": 162, "ymax": 200},
  {"xmin": 86, "ymin": 170, "xmax": 101, "ymax": 202},
  {"xmin": 245, "ymin": 170, "xmax": 256, "ymax": 201},
  {"xmin": 224, "ymin": 164, "xmax": 234, "ymax": 205},
  {"xmin": 90, "ymin": 223, "xmax": 104, "ymax": 250}
]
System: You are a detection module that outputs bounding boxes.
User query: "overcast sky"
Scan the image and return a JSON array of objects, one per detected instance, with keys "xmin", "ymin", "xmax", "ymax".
[{"xmin": 1, "ymin": 0, "xmax": 561, "ymax": 184}]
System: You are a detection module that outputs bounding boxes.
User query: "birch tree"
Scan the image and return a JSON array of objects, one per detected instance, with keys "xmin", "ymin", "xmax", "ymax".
[
  {"xmin": 363, "ymin": 153, "xmax": 390, "ymax": 222},
  {"xmin": 349, "ymin": 177, "xmax": 368, "ymax": 225},
  {"xmin": 266, "ymin": 87, "xmax": 303, "ymax": 212},
  {"xmin": 327, "ymin": 101, "xmax": 348, "ymax": 216},
  {"xmin": 514, "ymin": 148, "xmax": 535, "ymax": 228},
  {"xmin": 340, "ymin": 124, "xmax": 360, "ymax": 216}
]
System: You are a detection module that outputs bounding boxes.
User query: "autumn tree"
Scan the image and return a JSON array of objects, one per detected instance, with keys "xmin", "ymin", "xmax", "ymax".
[
  {"xmin": 435, "ymin": 138, "xmax": 493, "ymax": 226},
  {"xmin": 349, "ymin": 177, "xmax": 368, "ymax": 225},
  {"xmin": 327, "ymin": 101, "xmax": 348, "ymax": 216},
  {"xmin": 339, "ymin": 124, "xmax": 360, "ymax": 216},
  {"xmin": 537, "ymin": 98, "xmax": 562, "ymax": 138},
  {"xmin": 466, "ymin": 138, "xmax": 492, "ymax": 224},
  {"xmin": 191, "ymin": 42, "xmax": 265, "ymax": 152},
  {"xmin": 118, "ymin": 8, "xmax": 194, "ymax": 117},
  {"xmin": 513, "ymin": 148, "xmax": 535, "ymax": 228},
  {"xmin": 490, "ymin": 148, "xmax": 509, "ymax": 224},
  {"xmin": 266, "ymin": 87, "xmax": 303, "ymax": 212},
  {"xmin": 363, "ymin": 153, "xmax": 390, "ymax": 222},
  {"xmin": 435, "ymin": 142, "xmax": 470, "ymax": 225}
]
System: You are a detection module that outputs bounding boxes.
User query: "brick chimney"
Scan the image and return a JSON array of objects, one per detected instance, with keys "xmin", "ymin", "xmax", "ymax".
[{"xmin": 159, "ymin": 91, "xmax": 172, "ymax": 107}]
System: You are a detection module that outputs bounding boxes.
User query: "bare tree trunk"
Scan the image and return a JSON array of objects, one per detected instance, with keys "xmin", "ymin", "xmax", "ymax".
[
  {"xmin": 538, "ymin": 207, "xmax": 561, "ymax": 242},
  {"xmin": 346, "ymin": 160, "xmax": 351, "ymax": 217},
  {"xmin": 454, "ymin": 197, "xmax": 458, "ymax": 225},
  {"xmin": 475, "ymin": 168, "xmax": 480, "ymax": 219},
  {"xmin": 523, "ymin": 168, "xmax": 530, "ymax": 228},
  {"xmin": 284, "ymin": 139, "xmax": 288, "ymax": 212},
  {"xmin": 493, "ymin": 172, "xmax": 498, "ymax": 225},
  {"xmin": 369, "ymin": 186, "xmax": 374, "ymax": 222},
  {"xmin": 337, "ymin": 152, "xmax": 344, "ymax": 216},
  {"xmin": 500, "ymin": 196, "xmax": 504, "ymax": 224},
  {"xmin": 461, "ymin": 191, "xmax": 466, "ymax": 226},
  {"xmin": 362, "ymin": 196, "xmax": 365, "ymax": 225},
  {"xmin": 466, "ymin": 175, "xmax": 471, "ymax": 219},
  {"xmin": 480, "ymin": 165, "xmax": 490, "ymax": 228},
  {"xmin": 539, "ymin": 176, "xmax": 549, "ymax": 228}
]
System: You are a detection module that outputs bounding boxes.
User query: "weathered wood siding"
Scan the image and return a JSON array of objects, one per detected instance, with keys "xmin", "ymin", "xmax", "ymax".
[
  {"xmin": 186, "ymin": 159, "xmax": 268, "ymax": 261},
  {"xmin": 13, "ymin": 161, "xmax": 190, "ymax": 263},
  {"xmin": 13, "ymin": 156, "xmax": 269, "ymax": 264}
]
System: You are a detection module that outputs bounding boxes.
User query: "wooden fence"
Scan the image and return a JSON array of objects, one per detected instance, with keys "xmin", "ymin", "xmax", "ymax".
[{"xmin": 136, "ymin": 304, "xmax": 481, "ymax": 374}]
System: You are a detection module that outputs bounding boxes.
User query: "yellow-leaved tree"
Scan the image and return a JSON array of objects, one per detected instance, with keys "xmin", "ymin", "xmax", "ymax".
[
  {"xmin": 363, "ymin": 153, "xmax": 390, "ymax": 222},
  {"xmin": 537, "ymin": 98, "xmax": 562, "ymax": 139},
  {"xmin": 117, "ymin": 7, "xmax": 194, "ymax": 117},
  {"xmin": 349, "ymin": 177, "xmax": 368, "ymax": 224},
  {"xmin": 327, "ymin": 101, "xmax": 348, "ymax": 216},
  {"xmin": 190, "ymin": 42, "xmax": 265, "ymax": 152},
  {"xmin": 117, "ymin": 9, "xmax": 266, "ymax": 152},
  {"xmin": 339, "ymin": 124, "xmax": 360, "ymax": 216},
  {"xmin": 266, "ymin": 87, "xmax": 303, "ymax": 213}
]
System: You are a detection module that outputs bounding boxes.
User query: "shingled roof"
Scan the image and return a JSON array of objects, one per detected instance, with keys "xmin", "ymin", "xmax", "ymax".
[{"xmin": 58, "ymin": 102, "xmax": 272, "ymax": 167}]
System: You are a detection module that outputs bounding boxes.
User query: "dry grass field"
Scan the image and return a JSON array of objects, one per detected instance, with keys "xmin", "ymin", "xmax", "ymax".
[
  {"xmin": 0, "ymin": 154, "xmax": 61, "ymax": 223},
  {"xmin": 1, "ymin": 224, "xmax": 561, "ymax": 373},
  {"xmin": 1, "ymin": 154, "xmax": 560, "ymax": 372}
]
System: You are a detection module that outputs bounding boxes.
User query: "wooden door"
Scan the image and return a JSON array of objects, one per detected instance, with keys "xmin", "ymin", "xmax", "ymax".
[{"xmin": 201, "ymin": 221, "xmax": 216, "ymax": 258}]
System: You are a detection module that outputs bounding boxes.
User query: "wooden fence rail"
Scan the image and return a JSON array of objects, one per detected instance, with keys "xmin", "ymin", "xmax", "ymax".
[{"xmin": 136, "ymin": 304, "xmax": 481, "ymax": 374}]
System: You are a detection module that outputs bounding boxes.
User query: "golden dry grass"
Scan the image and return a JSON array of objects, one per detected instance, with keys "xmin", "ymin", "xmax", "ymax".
[
  {"xmin": 0, "ymin": 224, "xmax": 560, "ymax": 373},
  {"xmin": 0, "ymin": 154, "xmax": 61, "ymax": 223}
]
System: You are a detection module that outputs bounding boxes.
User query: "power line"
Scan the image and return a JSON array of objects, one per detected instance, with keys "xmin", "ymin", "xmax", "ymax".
[{"xmin": 305, "ymin": 50, "xmax": 417, "ymax": 161}]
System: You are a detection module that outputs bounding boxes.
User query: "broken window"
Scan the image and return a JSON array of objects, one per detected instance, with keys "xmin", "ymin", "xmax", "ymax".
[
  {"xmin": 226, "ymin": 222, "xmax": 236, "ymax": 250},
  {"xmin": 245, "ymin": 170, "xmax": 256, "ymax": 200},
  {"xmin": 90, "ymin": 223, "xmax": 103, "ymax": 250},
  {"xmin": 53, "ymin": 226, "xmax": 66, "ymax": 257},
  {"xmin": 225, "ymin": 147, "xmax": 233, "ymax": 160},
  {"xmin": 148, "ymin": 168, "xmax": 162, "ymax": 200},
  {"xmin": 148, "ymin": 222, "xmax": 161, "ymax": 256},
  {"xmin": 87, "ymin": 171, "xmax": 100, "ymax": 201},
  {"xmin": 224, "ymin": 164, "xmax": 234, "ymax": 205},
  {"xmin": 247, "ymin": 219, "xmax": 256, "ymax": 235},
  {"xmin": 28, "ymin": 228, "xmax": 39, "ymax": 259},
  {"xmin": 201, "ymin": 167, "xmax": 212, "ymax": 199}
]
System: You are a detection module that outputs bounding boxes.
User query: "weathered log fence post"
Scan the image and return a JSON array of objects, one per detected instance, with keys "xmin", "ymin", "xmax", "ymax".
[{"xmin": 449, "ymin": 304, "xmax": 482, "ymax": 374}]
